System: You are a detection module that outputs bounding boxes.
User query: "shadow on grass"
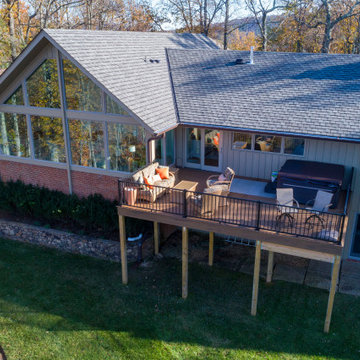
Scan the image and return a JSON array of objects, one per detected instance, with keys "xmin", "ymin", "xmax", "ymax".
[{"xmin": 0, "ymin": 237, "xmax": 359, "ymax": 359}]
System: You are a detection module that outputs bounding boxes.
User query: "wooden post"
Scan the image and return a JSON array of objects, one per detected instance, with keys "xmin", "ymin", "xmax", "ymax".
[
  {"xmin": 119, "ymin": 215, "xmax": 128, "ymax": 285},
  {"xmin": 154, "ymin": 221, "xmax": 159, "ymax": 255},
  {"xmin": 209, "ymin": 232, "xmax": 214, "ymax": 266},
  {"xmin": 182, "ymin": 226, "xmax": 189, "ymax": 299},
  {"xmin": 324, "ymin": 255, "xmax": 341, "ymax": 333},
  {"xmin": 251, "ymin": 240, "xmax": 262, "ymax": 316},
  {"xmin": 266, "ymin": 251, "xmax": 274, "ymax": 283}
]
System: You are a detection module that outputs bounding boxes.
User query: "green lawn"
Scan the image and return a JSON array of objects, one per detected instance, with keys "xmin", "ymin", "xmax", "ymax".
[{"xmin": 0, "ymin": 237, "xmax": 359, "ymax": 359}]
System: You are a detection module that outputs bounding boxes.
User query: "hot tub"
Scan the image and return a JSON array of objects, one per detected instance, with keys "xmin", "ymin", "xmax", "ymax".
[{"xmin": 277, "ymin": 160, "xmax": 345, "ymax": 208}]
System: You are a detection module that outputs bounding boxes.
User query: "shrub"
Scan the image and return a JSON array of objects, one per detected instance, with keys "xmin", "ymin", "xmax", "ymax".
[{"xmin": 0, "ymin": 179, "xmax": 150, "ymax": 239}]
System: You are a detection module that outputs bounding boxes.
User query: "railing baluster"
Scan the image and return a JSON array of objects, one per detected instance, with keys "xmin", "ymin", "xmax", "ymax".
[
  {"xmin": 183, "ymin": 189, "xmax": 187, "ymax": 218},
  {"xmin": 256, "ymin": 201, "xmax": 261, "ymax": 230}
]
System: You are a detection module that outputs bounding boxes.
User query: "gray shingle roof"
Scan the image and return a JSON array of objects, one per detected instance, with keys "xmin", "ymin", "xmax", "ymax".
[
  {"xmin": 167, "ymin": 49, "xmax": 360, "ymax": 141},
  {"xmin": 44, "ymin": 29, "xmax": 218, "ymax": 133}
]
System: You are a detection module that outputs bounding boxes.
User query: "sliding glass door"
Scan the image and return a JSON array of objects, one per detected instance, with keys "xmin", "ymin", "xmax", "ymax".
[{"xmin": 185, "ymin": 127, "xmax": 221, "ymax": 171}]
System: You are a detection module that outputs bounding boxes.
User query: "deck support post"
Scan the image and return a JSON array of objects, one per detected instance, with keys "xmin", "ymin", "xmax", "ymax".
[
  {"xmin": 154, "ymin": 221, "xmax": 159, "ymax": 255},
  {"xmin": 324, "ymin": 255, "xmax": 341, "ymax": 333},
  {"xmin": 209, "ymin": 232, "xmax": 214, "ymax": 266},
  {"xmin": 251, "ymin": 240, "xmax": 262, "ymax": 316},
  {"xmin": 266, "ymin": 251, "xmax": 274, "ymax": 283},
  {"xmin": 119, "ymin": 215, "xmax": 128, "ymax": 285},
  {"xmin": 182, "ymin": 226, "xmax": 189, "ymax": 299}
]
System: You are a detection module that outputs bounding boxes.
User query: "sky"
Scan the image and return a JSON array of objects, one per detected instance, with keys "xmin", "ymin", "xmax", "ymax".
[{"xmin": 151, "ymin": 0, "xmax": 250, "ymax": 31}]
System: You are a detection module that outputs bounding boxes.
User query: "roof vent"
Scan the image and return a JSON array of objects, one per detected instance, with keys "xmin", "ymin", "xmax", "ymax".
[
  {"xmin": 250, "ymin": 46, "xmax": 254, "ymax": 65},
  {"xmin": 235, "ymin": 58, "xmax": 245, "ymax": 65}
]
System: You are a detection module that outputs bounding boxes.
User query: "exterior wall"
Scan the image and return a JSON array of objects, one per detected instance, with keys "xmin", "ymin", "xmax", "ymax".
[
  {"xmin": 71, "ymin": 170, "xmax": 119, "ymax": 200},
  {"xmin": 0, "ymin": 159, "xmax": 69, "ymax": 193},
  {"xmin": 0, "ymin": 158, "xmax": 122, "ymax": 201},
  {"xmin": 176, "ymin": 126, "xmax": 360, "ymax": 259}
]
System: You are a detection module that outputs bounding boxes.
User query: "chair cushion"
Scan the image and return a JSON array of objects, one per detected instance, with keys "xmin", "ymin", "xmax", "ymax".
[
  {"xmin": 152, "ymin": 174, "xmax": 162, "ymax": 183},
  {"xmin": 204, "ymin": 187, "xmax": 222, "ymax": 195},
  {"xmin": 143, "ymin": 176, "xmax": 154, "ymax": 189}
]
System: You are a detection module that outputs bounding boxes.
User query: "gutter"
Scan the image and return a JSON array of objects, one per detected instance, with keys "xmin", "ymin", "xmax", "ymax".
[{"xmin": 179, "ymin": 122, "xmax": 360, "ymax": 144}]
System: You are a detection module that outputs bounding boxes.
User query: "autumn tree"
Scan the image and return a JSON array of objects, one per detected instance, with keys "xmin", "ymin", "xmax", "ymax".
[
  {"xmin": 307, "ymin": 0, "xmax": 360, "ymax": 53},
  {"xmin": 227, "ymin": 29, "xmax": 257, "ymax": 49}
]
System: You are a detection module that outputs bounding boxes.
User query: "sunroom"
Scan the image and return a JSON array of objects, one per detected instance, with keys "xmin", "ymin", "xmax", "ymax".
[{"xmin": 0, "ymin": 54, "xmax": 157, "ymax": 178}]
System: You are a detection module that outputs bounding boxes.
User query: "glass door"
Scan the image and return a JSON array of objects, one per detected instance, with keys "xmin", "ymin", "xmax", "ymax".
[
  {"xmin": 203, "ymin": 129, "xmax": 220, "ymax": 171},
  {"xmin": 185, "ymin": 127, "xmax": 201, "ymax": 168},
  {"xmin": 185, "ymin": 127, "xmax": 221, "ymax": 171}
]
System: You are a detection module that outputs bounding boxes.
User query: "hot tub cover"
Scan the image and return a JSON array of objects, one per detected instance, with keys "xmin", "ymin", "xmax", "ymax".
[{"xmin": 278, "ymin": 160, "xmax": 344, "ymax": 186}]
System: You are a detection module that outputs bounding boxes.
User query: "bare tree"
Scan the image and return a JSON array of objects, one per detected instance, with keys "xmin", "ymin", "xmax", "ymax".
[
  {"xmin": 245, "ymin": 0, "xmax": 285, "ymax": 50},
  {"xmin": 223, "ymin": 0, "xmax": 230, "ymax": 48},
  {"xmin": 163, "ymin": 0, "xmax": 225, "ymax": 34}
]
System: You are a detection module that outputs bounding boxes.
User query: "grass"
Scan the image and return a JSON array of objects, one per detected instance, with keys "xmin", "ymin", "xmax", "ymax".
[{"xmin": 0, "ymin": 238, "xmax": 359, "ymax": 359}]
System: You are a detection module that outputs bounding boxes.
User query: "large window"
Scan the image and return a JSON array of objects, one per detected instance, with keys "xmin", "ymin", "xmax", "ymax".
[
  {"xmin": 31, "ymin": 116, "xmax": 65, "ymax": 162},
  {"xmin": 232, "ymin": 132, "xmax": 305, "ymax": 156},
  {"xmin": 5, "ymin": 86, "xmax": 24, "ymax": 105},
  {"xmin": 255, "ymin": 135, "xmax": 282, "ymax": 153},
  {"xmin": 284, "ymin": 137, "xmax": 305, "ymax": 156},
  {"xmin": 233, "ymin": 133, "xmax": 252, "ymax": 150},
  {"xmin": 105, "ymin": 94, "xmax": 128, "ymax": 115},
  {"xmin": 0, "ymin": 112, "xmax": 30, "ymax": 157},
  {"xmin": 63, "ymin": 59, "xmax": 102, "ymax": 112},
  {"xmin": 107, "ymin": 124, "xmax": 146, "ymax": 172},
  {"xmin": 27, "ymin": 59, "xmax": 60, "ymax": 108},
  {"xmin": 165, "ymin": 129, "xmax": 175, "ymax": 165},
  {"xmin": 69, "ymin": 119, "xmax": 105, "ymax": 168},
  {"xmin": 1, "ymin": 58, "xmax": 150, "ymax": 172},
  {"xmin": 155, "ymin": 138, "xmax": 163, "ymax": 164}
]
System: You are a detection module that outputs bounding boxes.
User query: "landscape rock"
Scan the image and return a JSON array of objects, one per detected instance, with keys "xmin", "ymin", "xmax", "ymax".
[{"xmin": 0, "ymin": 219, "xmax": 148, "ymax": 263}]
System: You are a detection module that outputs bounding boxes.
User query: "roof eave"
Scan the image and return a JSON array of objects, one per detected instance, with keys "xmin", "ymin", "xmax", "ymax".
[{"xmin": 179, "ymin": 122, "xmax": 360, "ymax": 144}]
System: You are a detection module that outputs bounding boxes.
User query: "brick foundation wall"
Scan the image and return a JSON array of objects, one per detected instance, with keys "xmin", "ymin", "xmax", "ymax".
[
  {"xmin": 72, "ymin": 171, "xmax": 119, "ymax": 200},
  {"xmin": 0, "ymin": 159, "xmax": 121, "ymax": 201},
  {"xmin": 0, "ymin": 160, "xmax": 69, "ymax": 193}
]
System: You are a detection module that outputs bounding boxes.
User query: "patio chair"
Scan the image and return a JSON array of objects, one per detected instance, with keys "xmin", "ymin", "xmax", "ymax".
[
  {"xmin": 206, "ymin": 167, "xmax": 235, "ymax": 192},
  {"xmin": 276, "ymin": 188, "xmax": 299, "ymax": 227},
  {"xmin": 305, "ymin": 190, "xmax": 333, "ymax": 228}
]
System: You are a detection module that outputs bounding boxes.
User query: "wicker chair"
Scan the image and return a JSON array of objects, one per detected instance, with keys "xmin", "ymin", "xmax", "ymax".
[{"xmin": 206, "ymin": 167, "xmax": 235, "ymax": 192}]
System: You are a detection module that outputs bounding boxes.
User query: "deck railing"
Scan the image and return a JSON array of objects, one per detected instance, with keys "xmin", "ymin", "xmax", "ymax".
[{"xmin": 118, "ymin": 179, "xmax": 348, "ymax": 244}]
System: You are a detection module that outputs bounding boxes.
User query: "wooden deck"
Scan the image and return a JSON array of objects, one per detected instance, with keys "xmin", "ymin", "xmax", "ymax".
[
  {"xmin": 117, "ymin": 167, "xmax": 347, "ymax": 334},
  {"xmin": 119, "ymin": 168, "xmax": 347, "ymax": 244}
]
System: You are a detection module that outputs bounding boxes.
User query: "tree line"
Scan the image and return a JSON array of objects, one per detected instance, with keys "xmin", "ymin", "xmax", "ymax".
[{"xmin": 1, "ymin": 0, "xmax": 360, "ymax": 70}]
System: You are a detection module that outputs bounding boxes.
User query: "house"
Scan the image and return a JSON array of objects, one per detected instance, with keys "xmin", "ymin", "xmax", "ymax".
[{"xmin": 1, "ymin": 29, "xmax": 360, "ymax": 331}]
